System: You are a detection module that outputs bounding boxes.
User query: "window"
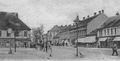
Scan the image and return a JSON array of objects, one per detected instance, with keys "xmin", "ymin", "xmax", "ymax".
[
  {"xmin": 14, "ymin": 31, "xmax": 19, "ymax": 37},
  {"xmin": 107, "ymin": 29, "xmax": 109, "ymax": 35},
  {"xmin": 7, "ymin": 31, "xmax": 10, "ymax": 36},
  {"xmin": 115, "ymin": 28, "xmax": 116, "ymax": 35},
  {"xmin": 0, "ymin": 31, "xmax": 1, "ymax": 36},
  {"xmin": 99, "ymin": 30, "xmax": 102, "ymax": 36},
  {"xmin": 111, "ymin": 29, "xmax": 113, "ymax": 35},
  {"xmin": 24, "ymin": 31, "xmax": 27, "ymax": 36},
  {"xmin": 104, "ymin": 30, "xmax": 106, "ymax": 36}
]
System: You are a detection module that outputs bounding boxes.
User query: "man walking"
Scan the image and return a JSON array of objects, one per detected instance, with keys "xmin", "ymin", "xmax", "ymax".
[{"xmin": 112, "ymin": 44, "xmax": 118, "ymax": 56}]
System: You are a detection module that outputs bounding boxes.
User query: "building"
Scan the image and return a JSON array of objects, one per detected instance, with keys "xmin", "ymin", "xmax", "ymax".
[
  {"xmin": 69, "ymin": 10, "xmax": 108, "ymax": 47},
  {"xmin": 97, "ymin": 12, "xmax": 120, "ymax": 48},
  {"xmin": 53, "ymin": 25, "xmax": 72, "ymax": 46},
  {"xmin": 47, "ymin": 25, "xmax": 67, "ymax": 45},
  {"xmin": 0, "ymin": 12, "xmax": 31, "ymax": 48}
]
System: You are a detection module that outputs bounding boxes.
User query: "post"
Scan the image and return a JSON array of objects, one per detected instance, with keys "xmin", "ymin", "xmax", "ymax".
[
  {"xmin": 14, "ymin": 38, "xmax": 16, "ymax": 52},
  {"xmin": 76, "ymin": 23, "xmax": 79, "ymax": 56},
  {"xmin": 73, "ymin": 15, "xmax": 80, "ymax": 57},
  {"xmin": 8, "ymin": 28, "xmax": 12, "ymax": 54}
]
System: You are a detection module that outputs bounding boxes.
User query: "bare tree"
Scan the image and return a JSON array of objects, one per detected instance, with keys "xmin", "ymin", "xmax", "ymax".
[{"xmin": 32, "ymin": 24, "xmax": 44, "ymax": 46}]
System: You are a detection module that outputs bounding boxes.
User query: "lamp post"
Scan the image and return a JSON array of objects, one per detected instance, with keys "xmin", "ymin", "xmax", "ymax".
[
  {"xmin": 14, "ymin": 30, "xmax": 19, "ymax": 52},
  {"xmin": 8, "ymin": 28, "xmax": 12, "ymax": 54},
  {"xmin": 74, "ymin": 16, "xmax": 80, "ymax": 56}
]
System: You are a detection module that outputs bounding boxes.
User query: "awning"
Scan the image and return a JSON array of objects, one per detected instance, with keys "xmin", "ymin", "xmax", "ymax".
[
  {"xmin": 99, "ymin": 38, "xmax": 107, "ymax": 41},
  {"xmin": 82, "ymin": 36, "xmax": 96, "ymax": 43},
  {"xmin": 78, "ymin": 38, "xmax": 85, "ymax": 42},
  {"xmin": 113, "ymin": 37, "xmax": 120, "ymax": 41}
]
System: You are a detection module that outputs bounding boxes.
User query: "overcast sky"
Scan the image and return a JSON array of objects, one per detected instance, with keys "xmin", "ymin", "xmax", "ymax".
[{"xmin": 0, "ymin": 0, "xmax": 120, "ymax": 33}]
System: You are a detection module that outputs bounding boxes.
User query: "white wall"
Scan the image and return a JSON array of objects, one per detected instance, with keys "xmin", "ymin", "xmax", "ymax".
[{"xmin": 0, "ymin": 30, "xmax": 30, "ymax": 38}]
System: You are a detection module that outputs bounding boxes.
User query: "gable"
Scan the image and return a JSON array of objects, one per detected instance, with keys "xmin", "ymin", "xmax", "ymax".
[{"xmin": 0, "ymin": 12, "xmax": 31, "ymax": 30}]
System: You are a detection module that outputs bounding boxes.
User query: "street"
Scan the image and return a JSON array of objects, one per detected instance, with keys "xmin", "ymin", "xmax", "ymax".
[{"xmin": 0, "ymin": 46, "xmax": 120, "ymax": 61}]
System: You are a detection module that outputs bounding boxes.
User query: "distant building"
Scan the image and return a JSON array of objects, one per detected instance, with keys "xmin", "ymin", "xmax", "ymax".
[
  {"xmin": 53, "ymin": 25, "xmax": 71, "ymax": 46},
  {"xmin": 0, "ymin": 12, "xmax": 31, "ymax": 47},
  {"xmin": 97, "ymin": 12, "xmax": 120, "ymax": 48},
  {"xmin": 47, "ymin": 25, "xmax": 66, "ymax": 45}
]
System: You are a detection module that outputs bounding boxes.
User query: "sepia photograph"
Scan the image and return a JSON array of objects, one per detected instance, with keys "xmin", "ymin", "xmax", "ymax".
[{"xmin": 0, "ymin": 0, "xmax": 120, "ymax": 61}]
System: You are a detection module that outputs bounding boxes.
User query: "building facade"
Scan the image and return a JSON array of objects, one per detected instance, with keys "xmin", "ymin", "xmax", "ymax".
[
  {"xmin": 97, "ymin": 12, "xmax": 120, "ymax": 48},
  {"xmin": 53, "ymin": 10, "xmax": 108, "ymax": 47},
  {"xmin": 0, "ymin": 12, "xmax": 31, "ymax": 48},
  {"xmin": 68, "ymin": 10, "xmax": 108, "ymax": 47}
]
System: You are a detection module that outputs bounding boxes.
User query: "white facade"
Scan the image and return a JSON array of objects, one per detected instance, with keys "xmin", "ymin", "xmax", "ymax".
[
  {"xmin": 0, "ymin": 30, "xmax": 30, "ymax": 38},
  {"xmin": 97, "ymin": 27, "xmax": 118, "ymax": 37}
]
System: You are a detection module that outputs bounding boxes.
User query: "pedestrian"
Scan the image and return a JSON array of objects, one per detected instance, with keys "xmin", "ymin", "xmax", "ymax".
[
  {"xmin": 47, "ymin": 42, "xmax": 52, "ymax": 57},
  {"xmin": 112, "ymin": 44, "xmax": 118, "ymax": 56}
]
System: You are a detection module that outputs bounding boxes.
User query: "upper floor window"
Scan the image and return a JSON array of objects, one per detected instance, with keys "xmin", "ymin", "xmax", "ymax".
[
  {"xmin": 104, "ymin": 30, "xmax": 106, "ymax": 36},
  {"xmin": 111, "ymin": 29, "xmax": 113, "ymax": 35},
  {"xmin": 14, "ymin": 31, "xmax": 19, "ymax": 37},
  {"xmin": 24, "ymin": 31, "xmax": 27, "ymax": 36},
  {"xmin": 0, "ymin": 31, "xmax": 1, "ymax": 36},
  {"xmin": 99, "ymin": 30, "xmax": 102, "ymax": 36},
  {"xmin": 7, "ymin": 31, "xmax": 10, "ymax": 37},
  {"xmin": 115, "ymin": 28, "xmax": 116, "ymax": 35},
  {"xmin": 107, "ymin": 29, "xmax": 109, "ymax": 35}
]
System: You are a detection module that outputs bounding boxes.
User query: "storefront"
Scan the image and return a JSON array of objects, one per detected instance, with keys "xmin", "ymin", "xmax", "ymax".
[
  {"xmin": 113, "ymin": 36, "xmax": 120, "ymax": 48},
  {"xmin": 77, "ymin": 36, "xmax": 96, "ymax": 47},
  {"xmin": 98, "ymin": 37, "xmax": 107, "ymax": 48}
]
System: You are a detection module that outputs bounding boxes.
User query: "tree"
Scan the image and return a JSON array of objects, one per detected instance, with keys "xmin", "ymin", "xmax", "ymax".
[{"xmin": 32, "ymin": 24, "xmax": 44, "ymax": 45}]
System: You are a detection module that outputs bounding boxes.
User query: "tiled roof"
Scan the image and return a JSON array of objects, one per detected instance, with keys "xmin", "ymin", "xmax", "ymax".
[
  {"xmin": 100, "ymin": 15, "xmax": 120, "ymax": 29},
  {"xmin": 0, "ymin": 12, "xmax": 31, "ymax": 30}
]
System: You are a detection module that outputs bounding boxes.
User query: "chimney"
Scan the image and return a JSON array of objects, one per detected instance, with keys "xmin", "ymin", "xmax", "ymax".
[
  {"xmin": 12, "ymin": 13, "xmax": 18, "ymax": 17},
  {"xmin": 102, "ymin": 10, "xmax": 104, "ymax": 13},
  {"xmin": 116, "ymin": 11, "xmax": 119, "ymax": 15},
  {"xmin": 94, "ymin": 12, "xmax": 97, "ymax": 16},
  {"xmin": 65, "ymin": 25, "xmax": 67, "ymax": 27},
  {"xmin": 99, "ymin": 11, "xmax": 101, "ymax": 14},
  {"xmin": 61, "ymin": 25, "xmax": 63, "ymax": 27},
  {"xmin": 83, "ymin": 17, "xmax": 85, "ymax": 20},
  {"xmin": 87, "ymin": 15, "xmax": 89, "ymax": 18}
]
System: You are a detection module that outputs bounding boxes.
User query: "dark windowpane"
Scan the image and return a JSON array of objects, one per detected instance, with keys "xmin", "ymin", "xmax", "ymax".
[
  {"xmin": 111, "ymin": 29, "xmax": 113, "ymax": 35},
  {"xmin": 0, "ymin": 31, "xmax": 1, "ymax": 36},
  {"xmin": 107, "ymin": 29, "xmax": 109, "ymax": 35},
  {"xmin": 7, "ymin": 32, "xmax": 10, "ymax": 36},
  {"xmin": 115, "ymin": 28, "xmax": 116, "ymax": 34},
  {"xmin": 24, "ymin": 31, "xmax": 27, "ymax": 36}
]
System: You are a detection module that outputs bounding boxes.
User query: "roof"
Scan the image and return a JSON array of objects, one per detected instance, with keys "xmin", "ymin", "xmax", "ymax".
[
  {"xmin": 53, "ymin": 25, "xmax": 71, "ymax": 39},
  {"xmin": 100, "ymin": 15, "xmax": 120, "ymax": 29},
  {"xmin": 0, "ymin": 12, "xmax": 31, "ymax": 30},
  {"xmin": 86, "ymin": 29, "xmax": 97, "ymax": 36},
  {"xmin": 69, "ymin": 14, "xmax": 99, "ymax": 31}
]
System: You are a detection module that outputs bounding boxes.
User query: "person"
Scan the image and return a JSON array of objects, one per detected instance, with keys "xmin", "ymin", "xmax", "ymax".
[
  {"xmin": 112, "ymin": 44, "xmax": 118, "ymax": 56},
  {"xmin": 47, "ymin": 42, "xmax": 52, "ymax": 57}
]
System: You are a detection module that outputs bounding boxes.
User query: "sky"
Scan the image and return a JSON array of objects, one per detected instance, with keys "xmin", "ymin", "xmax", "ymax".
[{"xmin": 0, "ymin": 0, "xmax": 120, "ymax": 33}]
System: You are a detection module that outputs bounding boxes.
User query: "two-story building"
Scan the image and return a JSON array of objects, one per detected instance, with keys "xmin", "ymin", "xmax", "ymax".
[
  {"xmin": 0, "ymin": 12, "xmax": 31, "ymax": 48},
  {"xmin": 53, "ymin": 25, "xmax": 72, "ymax": 46},
  {"xmin": 47, "ymin": 25, "xmax": 66, "ymax": 45},
  {"xmin": 69, "ymin": 10, "xmax": 108, "ymax": 47},
  {"xmin": 97, "ymin": 12, "xmax": 120, "ymax": 48}
]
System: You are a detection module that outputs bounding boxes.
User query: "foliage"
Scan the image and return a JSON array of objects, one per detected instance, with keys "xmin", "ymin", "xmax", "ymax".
[{"xmin": 32, "ymin": 24, "xmax": 44, "ymax": 44}]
